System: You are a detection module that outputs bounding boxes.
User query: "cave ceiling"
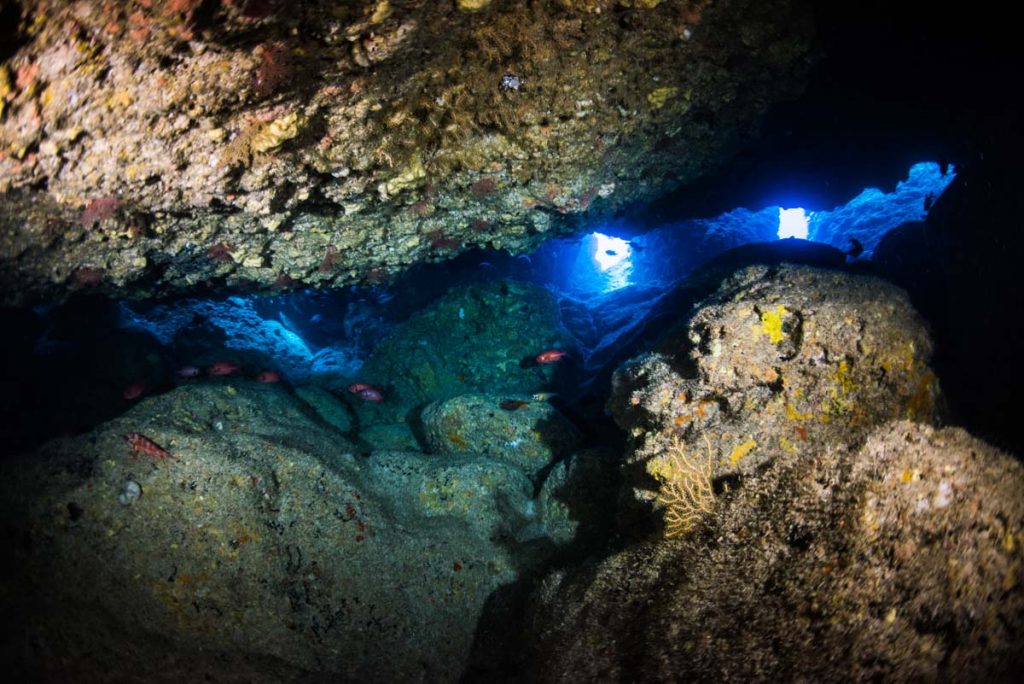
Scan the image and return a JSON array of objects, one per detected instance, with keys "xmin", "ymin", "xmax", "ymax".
[
  {"xmin": 2, "ymin": 0, "xmax": 1018, "ymax": 305},
  {"xmin": 0, "ymin": 0, "xmax": 815, "ymax": 304}
]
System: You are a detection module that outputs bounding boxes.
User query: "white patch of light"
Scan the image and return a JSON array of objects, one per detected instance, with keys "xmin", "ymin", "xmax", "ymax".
[
  {"xmin": 778, "ymin": 207, "xmax": 809, "ymax": 240},
  {"xmin": 592, "ymin": 232, "xmax": 633, "ymax": 291},
  {"xmin": 594, "ymin": 233, "xmax": 631, "ymax": 271}
]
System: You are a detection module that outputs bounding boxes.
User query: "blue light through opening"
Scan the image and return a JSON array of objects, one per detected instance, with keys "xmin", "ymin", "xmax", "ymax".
[
  {"xmin": 778, "ymin": 207, "xmax": 809, "ymax": 239},
  {"xmin": 591, "ymin": 232, "xmax": 633, "ymax": 291}
]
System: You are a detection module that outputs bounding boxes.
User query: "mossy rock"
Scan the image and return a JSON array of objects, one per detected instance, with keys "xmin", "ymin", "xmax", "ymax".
[
  {"xmin": 361, "ymin": 280, "xmax": 573, "ymax": 419},
  {"xmin": 421, "ymin": 393, "xmax": 581, "ymax": 478}
]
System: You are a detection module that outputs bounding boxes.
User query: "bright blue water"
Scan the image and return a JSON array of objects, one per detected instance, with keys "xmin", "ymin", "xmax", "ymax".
[{"xmin": 117, "ymin": 162, "xmax": 955, "ymax": 382}]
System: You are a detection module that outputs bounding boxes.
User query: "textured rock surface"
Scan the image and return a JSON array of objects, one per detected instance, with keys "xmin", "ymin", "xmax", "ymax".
[
  {"xmin": 0, "ymin": 382, "xmax": 548, "ymax": 682},
  {"xmin": 496, "ymin": 265, "xmax": 1024, "ymax": 681},
  {"xmin": 522, "ymin": 421, "xmax": 1024, "ymax": 682},
  {"xmin": 608, "ymin": 264, "xmax": 940, "ymax": 525},
  {"xmin": 0, "ymin": 0, "xmax": 813, "ymax": 304},
  {"xmin": 421, "ymin": 392, "xmax": 582, "ymax": 478},
  {"xmin": 354, "ymin": 280, "xmax": 572, "ymax": 423}
]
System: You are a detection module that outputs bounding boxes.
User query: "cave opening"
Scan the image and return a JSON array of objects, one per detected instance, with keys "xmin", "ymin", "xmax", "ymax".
[
  {"xmin": 0, "ymin": 159, "xmax": 960, "ymax": 460},
  {"xmin": 3, "ymin": 1, "xmax": 1024, "ymax": 679}
]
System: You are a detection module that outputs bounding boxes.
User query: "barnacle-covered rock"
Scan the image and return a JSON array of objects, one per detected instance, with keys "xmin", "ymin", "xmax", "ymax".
[
  {"xmin": 609, "ymin": 264, "xmax": 940, "ymax": 513},
  {"xmin": 0, "ymin": 0, "xmax": 814, "ymax": 304},
  {"xmin": 515, "ymin": 421, "xmax": 1024, "ymax": 682},
  {"xmin": 249, "ymin": 111, "xmax": 305, "ymax": 154}
]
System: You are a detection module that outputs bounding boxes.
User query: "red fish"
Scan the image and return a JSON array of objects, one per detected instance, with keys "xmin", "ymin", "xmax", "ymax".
[
  {"xmin": 124, "ymin": 432, "xmax": 174, "ymax": 459},
  {"xmin": 356, "ymin": 387, "xmax": 384, "ymax": 402},
  {"xmin": 175, "ymin": 365, "xmax": 201, "ymax": 378},
  {"xmin": 348, "ymin": 383, "xmax": 384, "ymax": 402},
  {"xmin": 535, "ymin": 349, "xmax": 568, "ymax": 364},
  {"xmin": 256, "ymin": 370, "xmax": 281, "ymax": 383},
  {"xmin": 207, "ymin": 361, "xmax": 241, "ymax": 376},
  {"xmin": 122, "ymin": 383, "xmax": 146, "ymax": 400}
]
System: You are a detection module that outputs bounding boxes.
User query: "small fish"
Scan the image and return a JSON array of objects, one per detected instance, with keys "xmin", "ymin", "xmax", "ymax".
[
  {"xmin": 923, "ymin": 192, "xmax": 936, "ymax": 211},
  {"xmin": 479, "ymin": 261, "xmax": 494, "ymax": 269},
  {"xmin": 531, "ymin": 392, "xmax": 559, "ymax": 401},
  {"xmin": 348, "ymin": 383, "xmax": 384, "ymax": 402},
  {"xmin": 536, "ymin": 349, "xmax": 568, "ymax": 364},
  {"xmin": 844, "ymin": 238, "xmax": 864, "ymax": 259},
  {"xmin": 310, "ymin": 314, "xmax": 323, "ymax": 324},
  {"xmin": 516, "ymin": 254, "xmax": 532, "ymax": 264},
  {"xmin": 122, "ymin": 383, "xmax": 146, "ymax": 400},
  {"xmin": 256, "ymin": 370, "xmax": 282, "ymax": 383},
  {"xmin": 207, "ymin": 361, "xmax": 241, "ymax": 376},
  {"xmin": 500, "ymin": 399, "xmax": 530, "ymax": 411},
  {"xmin": 175, "ymin": 365, "xmax": 201, "ymax": 378},
  {"xmin": 124, "ymin": 432, "xmax": 174, "ymax": 459},
  {"xmin": 605, "ymin": 249, "xmax": 618, "ymax": 256},
  {"xmin": 356, "ymin": 387, "xmax": 384, "ymax": 402}
]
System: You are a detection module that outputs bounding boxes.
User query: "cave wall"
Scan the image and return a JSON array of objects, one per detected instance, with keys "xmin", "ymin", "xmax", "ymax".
[{"xmin": 0, "ymin": 0, "xmax": 814, "ymax": 304}]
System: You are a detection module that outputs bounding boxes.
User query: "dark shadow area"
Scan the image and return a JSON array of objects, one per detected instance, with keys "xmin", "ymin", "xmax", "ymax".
[
  {"xmin": 633, "ymin": 3, "xmax": 1023, "ymax": 225},
  {"xmin": 461, "ymin": 445, "xmax": 625, "ymax": 683},
  {"xmin": 0, "ymin": 297, "xmax": 168, "ymax": 459},
  {"xmin": 0, "ymin": 2, "xmax": 27, "ymax": 65},
  {"xmin": 867, "ymin": 151, "xmax": 1024, "ymax": 456}
]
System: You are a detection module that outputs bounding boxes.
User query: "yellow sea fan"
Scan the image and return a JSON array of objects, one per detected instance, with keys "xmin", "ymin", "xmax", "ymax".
[{"xmin": 656, "ymin": 435, "xmax": 716, "ymax": 538}]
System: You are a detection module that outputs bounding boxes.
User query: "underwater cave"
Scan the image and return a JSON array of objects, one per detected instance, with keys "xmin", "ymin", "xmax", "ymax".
[{"xmin": 2, "ymin": 1, "xmax": 1023, "ymax": 682}]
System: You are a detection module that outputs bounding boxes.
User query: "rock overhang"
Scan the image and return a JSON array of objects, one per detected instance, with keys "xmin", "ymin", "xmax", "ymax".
[{"xmin": 0, "ymin": 0, "xmax": 816, "ymax": 305}]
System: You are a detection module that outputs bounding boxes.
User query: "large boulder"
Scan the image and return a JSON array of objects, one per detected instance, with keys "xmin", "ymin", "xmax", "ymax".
[
  {"xmin": 0, "ymin": 381, "xmax": 546, "ymax": 682},
  {"xmin": 520, "ymin": 421, "xmax": 1024, "ymax": 681},
  {"xmin": 354, "ymin": 280, "xmax": 573, "ymax": 423},
  {"xmin": 608, "ymin": 264, "xmax": 940, "ymax": 528}
]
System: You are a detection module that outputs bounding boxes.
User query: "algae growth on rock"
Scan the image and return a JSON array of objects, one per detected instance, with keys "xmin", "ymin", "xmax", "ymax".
[{"xmin": 0, "ymin": 0, "xmax": 813, "ymax": 304}]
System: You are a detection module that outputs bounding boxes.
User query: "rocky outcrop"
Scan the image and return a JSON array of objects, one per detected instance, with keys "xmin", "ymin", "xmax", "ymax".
[
  {"xmin": 354, "ymin": 280, "xmax": 572, "ymax": 423},
  {"xmin": 0, "ymin": 0, "xmax": 813, "ymax": 304},
  {"xmin": 0, "ymin": 382, "xmax": 554, "ymax": 682},
  {"xmin": 421, "ymin": 392, "xmax": 582, "ymax": 478},
  {"xmin": 608, "ymin": 264, "xmax": 940, "ymax": 529},
  {"xmin": 522, "ymin": 420, "xmax": 1024, "ymax": 682},
  {"xmin": 494, "ymin": 265, "xmax": 1024, "ymax": 681}
]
